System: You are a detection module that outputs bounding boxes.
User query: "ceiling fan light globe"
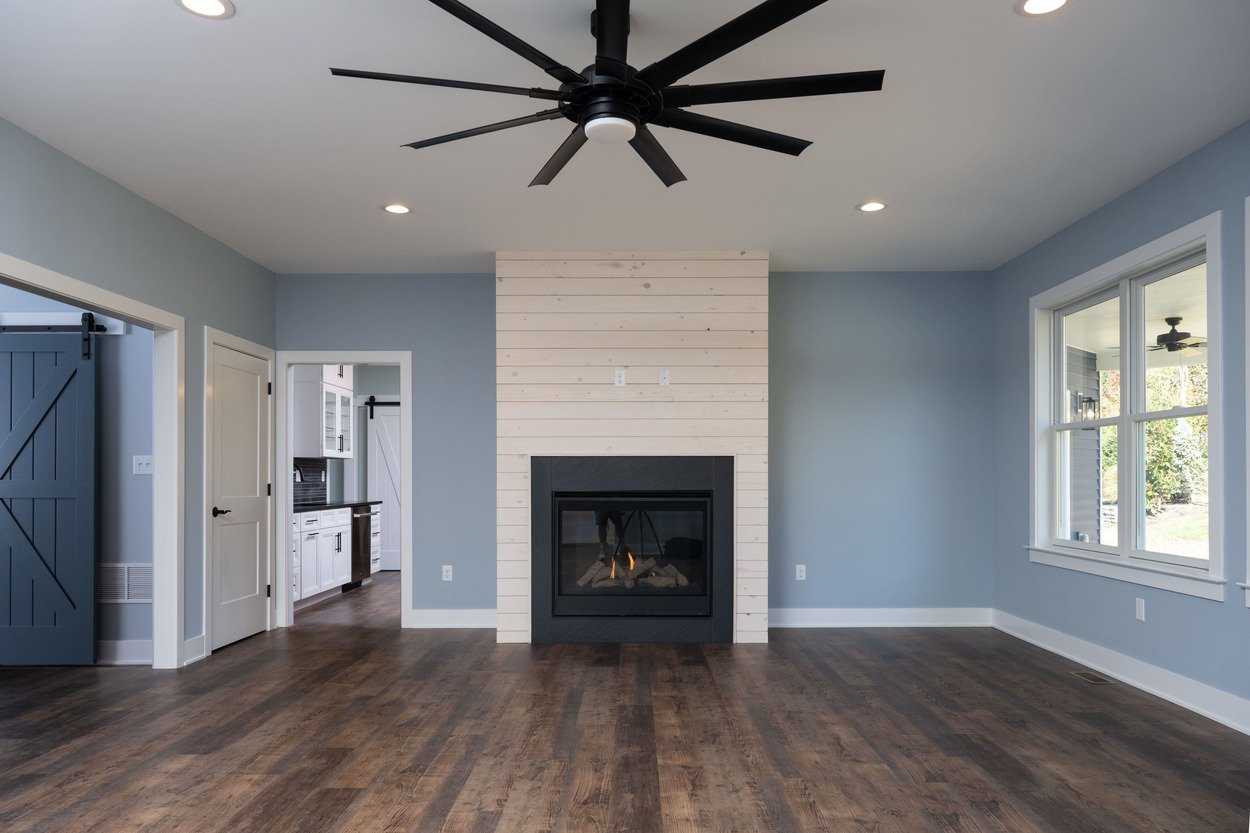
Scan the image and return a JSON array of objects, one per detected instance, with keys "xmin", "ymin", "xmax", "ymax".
[{"xmin": 584, "ymin": 116, "xmax": 637, "ymax": 145}]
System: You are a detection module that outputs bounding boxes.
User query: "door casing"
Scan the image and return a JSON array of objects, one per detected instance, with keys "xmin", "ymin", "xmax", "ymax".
[
  {"xmin": 274, "ymin": 352, "xmax": 413, "ymax": 628},
  {"xmin": 0, "ymin": 251, "xmax": 185, "ymax": 669}
]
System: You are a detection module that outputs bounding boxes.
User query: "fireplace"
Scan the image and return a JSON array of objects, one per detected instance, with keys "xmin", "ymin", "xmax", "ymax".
[{"xmin": 531, "ymin": 456, "xmax": 733, "ymax": 643}]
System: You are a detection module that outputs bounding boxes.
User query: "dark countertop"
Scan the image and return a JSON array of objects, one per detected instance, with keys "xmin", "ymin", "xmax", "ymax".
[{"xmin": 293, "ymin": 500, "xmax": 383, "ymax": 512}]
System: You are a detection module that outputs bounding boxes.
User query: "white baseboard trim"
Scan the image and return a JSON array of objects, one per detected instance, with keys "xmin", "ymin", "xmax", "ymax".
[
  {"xmin": 96, "ymin": 640, "xmax": 153, "ymax": 665},
  {"xmin": 769, "ymin": 607, "xmax": 994, "ymax": 627},
  {"xmin": 993, "ymin": 610, "xmax": 1250, "ymax": 737},
  {"xmin": 182, "ymin": 634, "xmax": 207, "ymax": 666},
  {"xmin": 403, "ymin": 608, "xmax": 497, "ymax": 628}
]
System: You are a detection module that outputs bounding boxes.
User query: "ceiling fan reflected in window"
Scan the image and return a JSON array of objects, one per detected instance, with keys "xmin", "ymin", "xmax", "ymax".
[
  {"xmin": 1152, "ymin": 316, "xmax": 1206, "ymax": 353},
  {"xmin": 1108, "ymin": 317, "xmax": 1208, "ymax": 356},
  {"xmin": 330, "ymin": 0, "xmax": 885, "ymax": 187}
]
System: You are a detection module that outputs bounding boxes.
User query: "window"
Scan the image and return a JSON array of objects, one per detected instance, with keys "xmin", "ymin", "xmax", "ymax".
[{"xmin": 1029, "ymin": 215, "xmax": 1224, "ymax": 600}]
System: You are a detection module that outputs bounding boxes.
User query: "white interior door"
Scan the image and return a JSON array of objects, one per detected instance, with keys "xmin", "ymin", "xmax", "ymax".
[
  {"xmin": 367, "ymin": 406, "xmax": 402, "ymax": 571},
  {"xmin": 210, "ymin": 343, "xmax": 271, "ymax": 650}
]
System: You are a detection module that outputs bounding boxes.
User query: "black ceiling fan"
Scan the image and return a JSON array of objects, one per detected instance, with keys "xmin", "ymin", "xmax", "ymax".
[
  {"xmin": 1153, "ymin": 317, "xmax": 1206, "ymax": 353},
  {"xmin": 330, "ymin": 0, "xmax": 885, "ymax": 187}
]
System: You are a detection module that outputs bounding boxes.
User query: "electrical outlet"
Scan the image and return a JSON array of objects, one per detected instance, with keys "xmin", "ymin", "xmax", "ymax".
[
  {"xmin": 796, "ymin": 564, "xmax": 807, "ymax": 581},
  {"xmin": 442, "ymin": 565, "xmax": 453, "ymax": 582},
  {"xmin": 1135, "ymin": 598, "xmax": 1146, "ymax": 622},
  {"xmin": 132, "ymin": 455, "xmax": 154, "ymax": 475},
  {"xmin": 614, "ymin": 367, "xmax": 627, "ymax": 387},
  {"xmin": 659, "ymin": 368, "xmax": 671, "ymax": 387}
]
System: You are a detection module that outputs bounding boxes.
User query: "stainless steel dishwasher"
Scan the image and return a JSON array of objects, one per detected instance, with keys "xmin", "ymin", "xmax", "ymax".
[{"xmin": 351, "ymin": 507, "xmax": 374, "ymax": 583}]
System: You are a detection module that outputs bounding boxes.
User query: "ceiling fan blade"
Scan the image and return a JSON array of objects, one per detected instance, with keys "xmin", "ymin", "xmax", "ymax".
[
  {"xmin": 663, "ymin": 70, "xmax": 884, "ymax": 107},
  {"xmin": 629, "ymin": 126, "xmax": 686, "ymax": 187},
  {"xmin": 530, "ymin": 127, "xmax": 589, "ymax": 186},
  {"xmin": 595, "ymin": 0, "xmax": 631, "ymax": 79},
  {"xmin": 404, "ymin": 109, "xmax": 565, "ymax": 150},
  {"xmin": 636, "ymin": 0, "xmax": 831, "ymax": 90},
  {"xmin": 425, "ymin": 0, "xmax": 585, "ymax": 85},
  {"xmin": 330, "ymin": 68, "xmax": 561, "ymax": 100},
  {"xmin": 651, "ymin": 109, "xmax": 811, "ymax": 156}
]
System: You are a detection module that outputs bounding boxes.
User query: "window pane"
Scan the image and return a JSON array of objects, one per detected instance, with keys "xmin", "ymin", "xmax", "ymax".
[
  {"xmin": 1059, "ymin": 426, "xmax": 1117, "ymax": 546},
  {"xmin": 1143, "ymin": 263, "xmax": 1207, "ymax": 412},
  {"xmin": 1141, "ymin": 416, "xmax": 1208, "ymax": 559},
  {"xmin": 1062, "ymin": 296, "xmax": 1120, "ymax": 422}
]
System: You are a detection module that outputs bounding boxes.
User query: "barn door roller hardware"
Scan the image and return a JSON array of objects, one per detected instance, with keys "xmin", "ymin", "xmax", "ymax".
[
  {"xmin": 0, "ymin": 312, "xmax": 107, "ymax": 359},
  {"xmin": 365, "ymin": 395, "xmax": 400, "ymax": 420}
]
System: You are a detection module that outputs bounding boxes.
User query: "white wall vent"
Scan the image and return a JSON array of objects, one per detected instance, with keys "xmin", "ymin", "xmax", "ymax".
[{"xmin": 98, "ymin": 563, "xmax": 154, "ymax": 603}]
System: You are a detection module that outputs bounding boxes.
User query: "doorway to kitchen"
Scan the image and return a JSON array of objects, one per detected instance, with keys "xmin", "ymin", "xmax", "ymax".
[{"xmin": 274, "ymin": 351, "xmax": 412, "ymax": 628}]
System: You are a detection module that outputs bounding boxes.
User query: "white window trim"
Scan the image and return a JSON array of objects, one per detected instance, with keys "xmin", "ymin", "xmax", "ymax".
[
  {"xmin": 1029, "ymin": 212, "xmax": 1225, "ymax": 601},
  {"xmin": 1244, "ymin": 198, "xmax": 1250, "ymax": 608}
]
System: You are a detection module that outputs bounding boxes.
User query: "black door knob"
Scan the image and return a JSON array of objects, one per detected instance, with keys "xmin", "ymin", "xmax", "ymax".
[{"xmin": 212, "ymin": 506, "xmax": 232, "ymax": 517}]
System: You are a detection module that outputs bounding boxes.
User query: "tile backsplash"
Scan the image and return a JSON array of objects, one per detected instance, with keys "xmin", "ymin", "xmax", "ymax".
[{"xmin": 292, "ymin": 457, "xmax": 327, "ymax": 506}]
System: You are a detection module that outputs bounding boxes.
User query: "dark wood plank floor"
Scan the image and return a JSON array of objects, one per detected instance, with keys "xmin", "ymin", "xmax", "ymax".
[{"xmin": 1, "ymin": 573, "xmax": 1247, "ymax": 832}]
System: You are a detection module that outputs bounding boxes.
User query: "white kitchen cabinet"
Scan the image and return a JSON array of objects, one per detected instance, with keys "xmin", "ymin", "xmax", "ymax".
[
  {"xmin": 291, "ymin": 365, "xmax": 354, "ymax": 459},
  {"xmin": 323, "ymin": 363, "xmax": 354, "ymax": 389},
  {"xmin": 317, "ymin": 532, "xmax": 336, "ymax": 594},
  {"xmin": 290, "ymin": 532, "xmax": 301, "ymax": 602},
  {"xmin": 315, "ymin": 524, "xmax": 351, "ymax": 592},
  {"xmin": 328, "ymin": 525, "xmax": 352, "ymax": 586},
  {"xmin": 320, "ymin": 387, "xmax": 352, "ymax": 458},
  {"xmin": 300, "ymin": 528, "xmax": 321, "ymax": 597}
]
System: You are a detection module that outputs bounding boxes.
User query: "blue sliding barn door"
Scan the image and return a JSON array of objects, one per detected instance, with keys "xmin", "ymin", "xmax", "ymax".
[{"xmin": 0, "ymin": 333, "xmax": 96, "ymax": 665}]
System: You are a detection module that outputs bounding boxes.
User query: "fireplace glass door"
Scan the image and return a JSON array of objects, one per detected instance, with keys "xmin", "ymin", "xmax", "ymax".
[{"xmin": 553, "ymin": 494, "xmax": 711, "ymax": 617}]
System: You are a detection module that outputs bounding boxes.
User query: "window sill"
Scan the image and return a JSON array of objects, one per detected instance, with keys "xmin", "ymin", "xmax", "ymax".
[{"xmin": 1026, "ymin": 546, "xmax": 1226, "ymax": 601}]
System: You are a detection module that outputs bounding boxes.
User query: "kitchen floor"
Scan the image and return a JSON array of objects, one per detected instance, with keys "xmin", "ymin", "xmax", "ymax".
[{"xmin": 1, "ymin": 573, "xmax": 1247, "ymax": 832}]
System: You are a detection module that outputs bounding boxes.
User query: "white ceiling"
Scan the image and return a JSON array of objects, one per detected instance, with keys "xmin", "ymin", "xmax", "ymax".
[{"xmin": 1, "ymin": 1, "xmax": 1248, "ymax": 275}]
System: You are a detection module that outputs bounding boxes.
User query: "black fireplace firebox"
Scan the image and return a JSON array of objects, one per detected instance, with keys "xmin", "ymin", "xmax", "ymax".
[{"xmin": 531, "ymin": 456, "xmax": 734, "ymax": 643}]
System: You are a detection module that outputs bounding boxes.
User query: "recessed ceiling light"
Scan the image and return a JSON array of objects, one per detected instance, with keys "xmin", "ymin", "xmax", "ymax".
[
  {"xmin": 1014, "ymin": 0, "xmax": 1067, "ymax": 16},
  {"xmin": 856, "ymin": 201, "xmax": 887, "ymax": 213},
  {"xmin": 383, "ymin": 204, "xmax": 411, "ymax": 215},
  {"xmin": 178, "ymin": 0, "xmax": 235, "ymax": 18}
]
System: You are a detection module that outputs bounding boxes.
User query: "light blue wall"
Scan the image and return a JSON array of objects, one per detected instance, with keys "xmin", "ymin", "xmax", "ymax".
[
  {"xmin": 0, "ymin": 117, "xmax": 275, "ymax": 638},
  {"xmin": 771, "ymin": 272, "xmax": 996, "ymax": 608},
  {"xmin": 990, "ymin": 120, "xmax": 1250, "ymax": 698},
  {"xmin": 275, "ymin": 275, "xmax": 497, "ymax": 609},
  {"xmin": 355, "ymin": 364, "xmax": 401, "ymax": 396},
  {"xmin": 277, "ymin": 271, "xmax": 998, "ymax": 612},
  {"xmin": 0, "ymin": 284, "xmax": 154, "ymax": 642}
]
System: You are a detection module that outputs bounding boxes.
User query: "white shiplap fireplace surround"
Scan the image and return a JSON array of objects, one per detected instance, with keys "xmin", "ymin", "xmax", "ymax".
[{"xmin": 496, "ymin": 252, "xmax": 769, "ymax": 643}]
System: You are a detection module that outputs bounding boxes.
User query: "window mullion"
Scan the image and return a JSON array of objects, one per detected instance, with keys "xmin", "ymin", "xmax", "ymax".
[{"xmin": 1118, "ymin": 278, "xmax": 1136, "ymax": 557}]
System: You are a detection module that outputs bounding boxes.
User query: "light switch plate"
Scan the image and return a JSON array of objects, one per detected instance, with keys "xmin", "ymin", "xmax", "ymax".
[
  {"xmin": 796, "ymin": 564, "xmax": 807, "ymax": 581},
  {"xmin": 659, "ymin": 368, "xmax": 671, "ymax": 386},
  {"xmin": 614, "ymin": 367, "xmax": 627, "ymax": 387},
  {"xmin": 442, "ymin": 565, "xmax": 453, "ymax": 582},
  {"xmin": 132, "ymin": 455, "xmax": 154, "ymax": 475},
  {"xmin": 1135, "ymin": 598, "xmax": 1145, "ymax": 621}
]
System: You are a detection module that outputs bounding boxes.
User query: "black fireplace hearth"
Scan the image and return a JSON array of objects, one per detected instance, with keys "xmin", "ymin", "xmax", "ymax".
[{"xmin": 531, "ymin": 456, "xmax": 733, "ymax": 643}]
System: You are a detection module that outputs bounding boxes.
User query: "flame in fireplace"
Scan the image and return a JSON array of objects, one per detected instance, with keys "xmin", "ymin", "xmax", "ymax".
[
  {"xmin": 627, "ymin": 550, "xmax": 635, "ymax": 571},
  {"xmin": 609, "ymin": 558, "xmax": 617, "ymax": 580}
]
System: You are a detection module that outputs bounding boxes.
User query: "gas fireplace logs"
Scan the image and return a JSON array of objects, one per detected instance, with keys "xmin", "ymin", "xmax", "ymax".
[{"xmin": 576, "ymin": 554, "xmax": 691, "ymax": 590}]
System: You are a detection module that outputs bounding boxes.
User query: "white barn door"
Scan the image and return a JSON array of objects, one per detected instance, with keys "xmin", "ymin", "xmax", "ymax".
[{"xmin": 367, "ymin": 406, "xmax": 402, "ymax": 571}]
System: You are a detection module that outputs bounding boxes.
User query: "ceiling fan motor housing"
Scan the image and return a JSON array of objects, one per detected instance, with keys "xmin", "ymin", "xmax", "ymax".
[{"xmin": 580, "ymin": 98, "xmax": 641, "ymax": 142}]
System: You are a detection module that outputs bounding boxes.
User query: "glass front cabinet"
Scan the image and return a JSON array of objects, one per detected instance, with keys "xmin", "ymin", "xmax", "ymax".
[
  {"xmin": 290, "ymin": 364, "xmax": 355, "ymax": 460},
  {"xmin": 321, "ymin": 384, "xmax": 353, "ymax": 459}
]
